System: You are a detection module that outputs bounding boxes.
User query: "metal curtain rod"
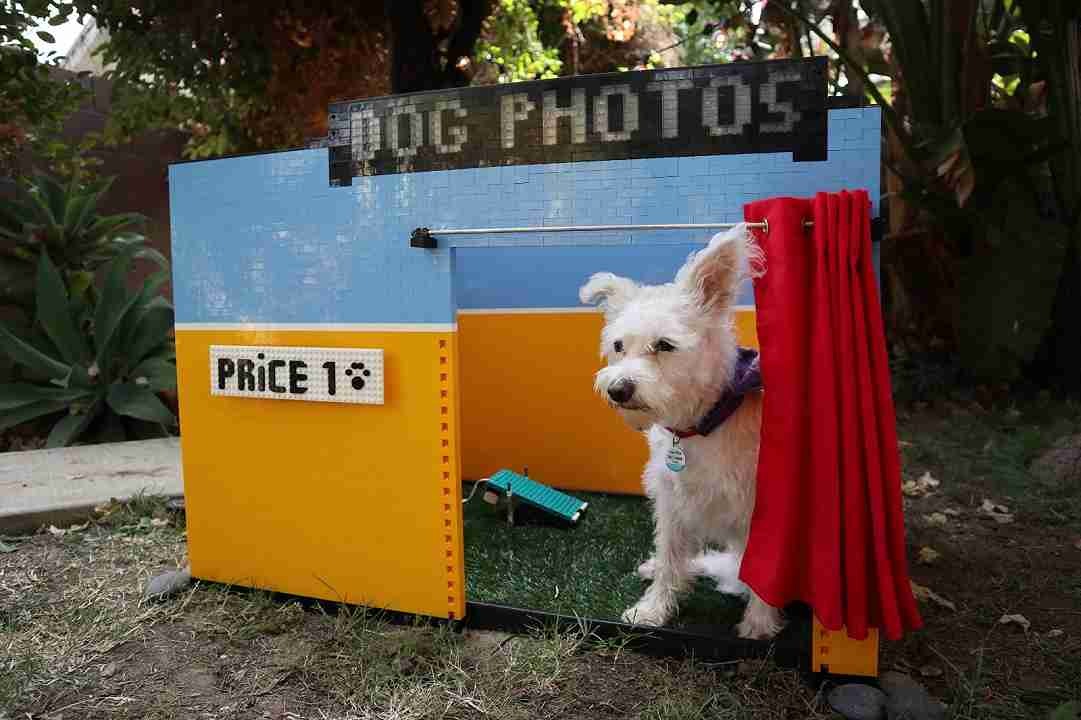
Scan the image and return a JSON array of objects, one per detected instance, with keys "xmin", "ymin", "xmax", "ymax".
[
  {"xmin": 409, "ymin": 219, "xmax": 820, "ymax": 248},
  {"xmin": 428, "ymin": 221, "xmax": 770, "ymax": 236}
]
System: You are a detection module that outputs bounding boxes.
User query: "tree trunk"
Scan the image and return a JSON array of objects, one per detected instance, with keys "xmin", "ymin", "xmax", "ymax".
[
  {"xmin": 831, "ymin": 0, "xmax": 863, "ymax": 98},
  {"xmin": 1033, "ymin": 9, "xmax": 1081, "ymax": 387},
  {"xmin": 386, "ymin": 0, "xmax": 493, "ymax": 94},
  {"xmin": 386, "ymin": 0, "xmax": 439, "ymax": 94}
]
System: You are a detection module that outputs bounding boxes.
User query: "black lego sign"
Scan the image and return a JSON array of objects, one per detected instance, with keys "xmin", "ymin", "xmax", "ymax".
[{"xmin": 326, "ymin": 57, "xmax": 827, "ymax": 185}]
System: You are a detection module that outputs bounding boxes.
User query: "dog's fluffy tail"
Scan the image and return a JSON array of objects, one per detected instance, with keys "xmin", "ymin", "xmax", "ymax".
[{"xmin": 690, "ymin": 550, "xmax": 751, "ymax": 599}]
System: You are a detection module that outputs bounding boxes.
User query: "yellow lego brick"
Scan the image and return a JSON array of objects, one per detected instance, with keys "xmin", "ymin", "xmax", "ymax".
[
  {"xmin": 812, "ymin": 616, "xmax": 880, "ymax": 677},
  {"xmin": 177, "ymin": 328, "xmax": 465, "ymax": 621}
]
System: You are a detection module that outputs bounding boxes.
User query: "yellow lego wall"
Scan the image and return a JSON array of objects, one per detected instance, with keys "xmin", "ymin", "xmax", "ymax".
[
  {"xmin": 458, "ymin": 308, "xmax": 759, "ymax": 495},
  {"xmin": 175, "ymin": 328, "xmax": 465, "ymax": 621}
]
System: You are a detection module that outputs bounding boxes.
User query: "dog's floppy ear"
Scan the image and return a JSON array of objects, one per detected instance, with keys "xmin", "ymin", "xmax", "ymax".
[
  {"xmin": 676, "ymin": 224, "xmax": 760, "ymax": 312},
  {"xmin": 579, "ymin": 272, "xmax": 638, "ymax": 314}
]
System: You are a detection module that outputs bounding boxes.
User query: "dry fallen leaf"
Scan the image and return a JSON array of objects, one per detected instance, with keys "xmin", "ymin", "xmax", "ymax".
[
  {"xmin": 46, "ymin": 521, "xmax": 89, "ymax": 537},
  {"xmin": 919, "ymin": 664, "xmax": 944, "ymax": 678},
  {"xmin": 150, "ymin": 518, "xmax": 169, "ymax": 528},
  {"xmin": 903, "ymin": 471, "xmax": 941, "ymax": 498},
  {"xmin": 911, "ymin": 580, "xmax": 957, "ymax": 611},
  {"xmin": 924, "ymin": 512, "xmax": 949, "ymax": 527},
  {"xmin": 999, "ymin": 614, "xmax": 1031, "ymax": 632},
  {"xmin": 918, "ymin": 547, "xmax": 941, "ymax": 565},
  {"xmin": 980, "ymin": 499, "xmax": 1015, "ymax": 524},
  {"xmin": 943, "ymin": 508, "xmax": 962, "ymax": 517},
  {"xmin": 1047, "ymin": 629, "xmax": 1065, "ymax": 638}
]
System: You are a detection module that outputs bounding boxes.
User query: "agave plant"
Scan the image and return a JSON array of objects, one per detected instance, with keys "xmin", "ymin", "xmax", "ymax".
[
  {"xmin": 0, "ymin": 248, "xmax": 177, "ymax": 447},
  {"xmin": 0, "ymin": 173, "xmax": 149, "ymax": 312}
]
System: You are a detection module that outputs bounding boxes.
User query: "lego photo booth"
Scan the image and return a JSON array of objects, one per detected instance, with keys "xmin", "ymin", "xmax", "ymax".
[{"xmin": 170, "ymin": 56, "xmax": 912, "ymax": 677}]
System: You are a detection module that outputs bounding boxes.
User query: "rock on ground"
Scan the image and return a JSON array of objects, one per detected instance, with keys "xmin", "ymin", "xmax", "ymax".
[
  {"xmin": 828, "ymin": 683, "xmax": 887, "ymax": 720},
  {"xmin": 1033, "ymin": 434, "xmax": 1081, "ymax": 483},
  {"xmin": 144, "ymin": 567, "xmax": 192, "ymax": 599},
  {"xmin": 879, "ymin": 671, "xmax": 946, "ymax": 720}
]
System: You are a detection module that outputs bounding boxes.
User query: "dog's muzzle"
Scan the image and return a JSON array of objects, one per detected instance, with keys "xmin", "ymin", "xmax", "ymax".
[{"xmin": 607, "ymin": 378, "xmax": 637, "ymax": 404}]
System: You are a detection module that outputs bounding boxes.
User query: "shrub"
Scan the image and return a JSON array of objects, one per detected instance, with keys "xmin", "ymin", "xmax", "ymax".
[
  {"xmin": 0, "ymin": 249, "xmax": 177, "ymax": 447},
  {"xmin": 0, "ymin": 174, "xmax": 150, "ymax": 314}
]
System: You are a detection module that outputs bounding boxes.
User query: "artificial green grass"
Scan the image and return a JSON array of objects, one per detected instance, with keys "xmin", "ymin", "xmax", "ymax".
[{"xmin": 462, "ymin": 484, "xmax": 746, "ymax": 630}]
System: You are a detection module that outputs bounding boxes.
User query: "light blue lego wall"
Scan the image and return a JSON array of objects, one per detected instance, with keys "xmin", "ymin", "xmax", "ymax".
[{"xmin": 169, "ymin": 107, "xmax": 880, "ymax": 323}]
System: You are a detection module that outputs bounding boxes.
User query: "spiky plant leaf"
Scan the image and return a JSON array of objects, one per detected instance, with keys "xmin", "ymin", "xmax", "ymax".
[
  {"xmin": 35, "ymin": 253, "xmax": 89, "ymax": 365},
  {"xmin": 0, "ymin": 398, "xmax": 71, "ymax": 432},
  {"xmin": 46, "ymin": 400, "xmax": 103, "ymax": 447},
  {"xmin": 106, "ymin": 383, "xmax": 175, "ymax": 425},
  {"xmin": 125, "ymin": 304, "xmax": 175, "ymax": 369},
  {"xmin": 0, "ymin": 383, "xmax": 91, "ymax": 411},
  {"xmin": 130, "ymin": 357, "xmax": 177, "ymax": 392},
  {"xmin": 0, "ymin": 320, "xmax": 72, "ymax": 384}
]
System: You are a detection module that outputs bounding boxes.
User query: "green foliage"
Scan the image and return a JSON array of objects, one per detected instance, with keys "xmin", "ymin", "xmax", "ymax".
[
  {"xmin": 783, "ymin": 0, "xmax": 1078, "ymax": 383},
  {"xmin": 0, "ymin": 250, "xmax": 177, "ymax": 447},
  {"xmin": 1050, "ymin": 701, "xmax": 1081, "ymax": 720},
  {"xmin": 475, "ymin": 0, "xmax": 691, "ymax": 83},
  {"xmin": 955, "ymin": 180, "xmax": 1070, "ymax": 380},
  {"xmin": 71, "ymin": 1, "xmax": 391, "ymax": 159},
  {"xmin": 672, "ymin": 4, "xmax": 750, "ymax": 67},
  {"xmin": 0, "ymin": 1, "xmax": 94, "ymax": 177},
  {"xmin": 476, "ymin": 0, "xmax": 564, "ymax": 83},
  {"xmin": 0, "ymin": 173, "xmax": 151, "ymax": 313}
]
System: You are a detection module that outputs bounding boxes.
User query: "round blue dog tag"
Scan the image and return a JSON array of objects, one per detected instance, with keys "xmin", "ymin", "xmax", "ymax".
[{"xmin": 666, "ymin": 438, "xmax": 686, "ymax": 473}]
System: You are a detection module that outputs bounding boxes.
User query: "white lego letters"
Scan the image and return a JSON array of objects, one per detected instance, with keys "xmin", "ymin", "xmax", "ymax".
[
  {"xmin": 702, "ymin": 75, "xmax": 752, "ymax": 137},
  {"xmin": 387, "ymin": 101, "xmax": 424, "ymax": 158},
  {"xmin": 500, "ymin": 93, "xmax": 536, "ymax": 149},
  {"xmin": 347, "ymin": 68, "xmax": 810, "ymax": 164},
  {"xmin": 593, "ymin": 84, "xmax": 639, "ymax": 142},
  {"xmin": 430, "ymin": 99, "xmax": 468, "ymax": 154},
  {"xmin": 350, "ymin": 106, "xmax": 381, "ymax": 161},
  {"xmin": 646, "ymin": 78, "xmax": 693, "ymax": 139},
  {"xmin": 542, "ymin": 88, "xmax": 587, "ymax": 145},
  {"xmin": 760, "ymin": 70, "xmax": 802, "ymax": 133}
]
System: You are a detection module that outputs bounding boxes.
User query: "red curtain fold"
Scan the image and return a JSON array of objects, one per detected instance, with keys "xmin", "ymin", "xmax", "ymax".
[{"xmin": 741, "ymin": 191, "xmax": 922, "ymax": 641}]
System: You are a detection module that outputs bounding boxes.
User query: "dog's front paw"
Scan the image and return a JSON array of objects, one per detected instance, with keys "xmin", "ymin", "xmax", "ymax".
[
  {"xmin": 636, "ymin": 556, "xmax": 656, "ymax": 580},
  {"xmin": 735, "ymin": 606, "xmax": 785, "ymax": 640},
  {"xmin": 621, "ymin": 599, "xmax": 672, "ymax": 627}
]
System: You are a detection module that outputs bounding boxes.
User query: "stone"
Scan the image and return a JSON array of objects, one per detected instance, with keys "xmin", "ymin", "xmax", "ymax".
[
  {"xmin": 144, "ymin": 567, "xmax": 192, "ymax": 599},
  {"xmin": 879, "ymin": 671, "xmax": 946, "ymax": 720},
  {"xmin": 1033, "ymin": 434, "xmax": 1081, "ymax": 483},
  {"xmin": 827, "ymin": 683, "xmax": 887, "ymax": 720}
]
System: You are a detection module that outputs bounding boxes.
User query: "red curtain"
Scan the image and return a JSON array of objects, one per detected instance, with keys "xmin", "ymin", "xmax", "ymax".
[{"xmin": 741, "ymin": 190, "xmax": 922, "ymax": 641}]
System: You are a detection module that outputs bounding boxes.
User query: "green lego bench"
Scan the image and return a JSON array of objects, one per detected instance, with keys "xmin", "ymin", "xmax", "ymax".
[{"xmin": 484, "ymin": 469, "xmax": 588, "ymax": 524}]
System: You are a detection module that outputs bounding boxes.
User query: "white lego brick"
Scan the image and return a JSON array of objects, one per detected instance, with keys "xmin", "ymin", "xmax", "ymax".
[{"xmin": 210, "ymin": 345, "xmax": 384, "ymax": 405}]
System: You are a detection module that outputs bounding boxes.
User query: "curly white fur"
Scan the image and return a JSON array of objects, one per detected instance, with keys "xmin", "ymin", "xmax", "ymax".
[{"xmin": 579, "ymin": 224, "xmax": 783, "ymax": 640}]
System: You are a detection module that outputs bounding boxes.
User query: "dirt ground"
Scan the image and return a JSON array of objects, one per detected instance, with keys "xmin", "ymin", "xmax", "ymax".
[{"xmin": 2, "ymin": 397, "xmax": 1079, "ymax": 720}]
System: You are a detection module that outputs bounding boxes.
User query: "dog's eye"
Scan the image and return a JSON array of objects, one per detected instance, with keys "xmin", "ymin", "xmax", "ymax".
[
  {"xmin": 613, "ymin": 340, "xmax": 624, "ymax": 353},
  {"xmin": 654, "ymin": 339, "xmax": 676, "ymax": 352}
]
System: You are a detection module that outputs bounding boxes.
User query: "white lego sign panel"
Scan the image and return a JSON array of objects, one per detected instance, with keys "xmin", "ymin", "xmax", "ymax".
[{"xmin": 209, "ymin": 345, "xmax": 384, "ymax": 405}]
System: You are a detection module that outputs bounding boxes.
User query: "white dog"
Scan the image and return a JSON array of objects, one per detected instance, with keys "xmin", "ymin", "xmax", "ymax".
[{"xmin": 578, "ymin": 224, "xmax": 784, "ymax": 640}]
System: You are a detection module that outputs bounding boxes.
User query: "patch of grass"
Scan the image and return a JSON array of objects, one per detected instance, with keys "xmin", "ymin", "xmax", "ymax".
[
  {"xmin": 0, "ymin": 652, "xmax": 45, "ymax": 712},
  {"xmin": 92, "ymin": 491, "xmax": 179, "ymax": 529},
  {"xmin": 462, "ymin": 486, "xmax": 746, "ymax": 628},
  {"xmin": 898, "ymin": 395, "xmax": 1081, "ymax": 518}
]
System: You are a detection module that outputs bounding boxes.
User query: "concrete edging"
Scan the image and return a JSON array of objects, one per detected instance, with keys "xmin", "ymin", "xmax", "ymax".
[{"xmin": 0, "ymin": 437, "xmax": 183, "ymax": 535}]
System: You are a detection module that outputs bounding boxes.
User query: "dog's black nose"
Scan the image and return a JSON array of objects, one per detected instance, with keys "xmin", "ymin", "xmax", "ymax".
[{"xmin": 607, "ymin": 378, "xmax": 636, "ymax": 404}]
